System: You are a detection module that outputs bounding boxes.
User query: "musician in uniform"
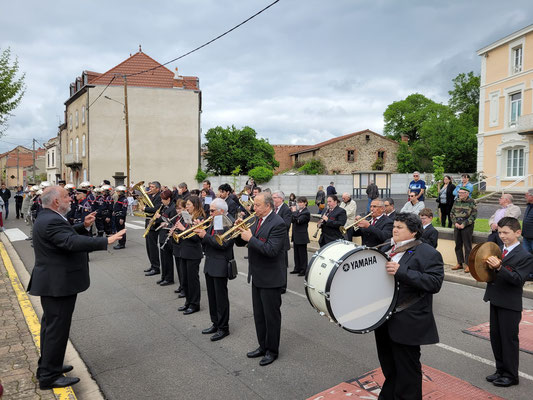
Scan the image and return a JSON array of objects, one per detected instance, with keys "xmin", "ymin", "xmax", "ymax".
[
  {"xmin": 419, "ymin": 208, "xmax": 438, "ymax": 249},
  {"xmin": 272, "ymin": 191, "xmax": 291, "ymax": 293},
  {"xmin": 112, "ymin": 186, "xmax": 128, "ymax": 250},
  {"xmin": 484, "ymin": 217, "xmax": 533, "ymax": 387},
  {"xmin": 290, "ymin": 196, "xmax": 310, "ymax": 276},
  {"xmin": 195, "ymin": 198, "xmax": 234, "ymax": 341},
  {"xmin": 154, "ymin": 190, "xmax": 176, "ymax": 286},
  {"xmin": 172, "ymin": 200, "xmax": 188, "ymax": 296},
  {"xmin": 354, "ymin": 199, "xmax": 393, "ymax": 247},
  {"xmin": 65, "ymin": 184, "xmax": 77, "ymax": 225},
  {"xmin": 175, "ymin": 182, "xmax": 191, "ymax": 202},
  {"xmin": 94, "ymin": 188, "xmax": 105, "ymax": 236},
  {"xmin": 235, "ymin": 192, "xmax": 287, "ymax": 366},
  {"xmin": 218, "ymin": 183, "xmax": 238, "ymax": 219},
  {"xmin": 202, "ymin": 179, "xmax": 216, "ymax": 199},
  {"xmin": 143, "ymin": 182, "xmax": 162, "ymax": 276},
  {"xmin": 318, "ymin": 195, "xmax": 347, "ymax": 247},
  {"xmin": 72, "ymin": 188, "xmax": 93, "ymax": 236},
  {"xmin": 376, "ymin": 212, "xmax": 444, "ymax": 399}
]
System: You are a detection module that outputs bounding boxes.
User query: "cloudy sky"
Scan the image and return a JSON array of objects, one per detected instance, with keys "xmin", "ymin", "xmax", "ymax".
[{"xmin": 1, "ymin": 0, "xmax": 533, "ymax": 153}]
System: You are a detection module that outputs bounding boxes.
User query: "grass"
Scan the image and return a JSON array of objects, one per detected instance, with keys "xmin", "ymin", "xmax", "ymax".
[{"xmin": 433, "ymin": 218, "xmax": 490, "ymax": 233}]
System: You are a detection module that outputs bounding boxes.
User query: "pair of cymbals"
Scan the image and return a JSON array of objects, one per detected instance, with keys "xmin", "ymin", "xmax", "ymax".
[{"xmin": 468, "ymin": 242, "xmax": 502, "ymax": 282}]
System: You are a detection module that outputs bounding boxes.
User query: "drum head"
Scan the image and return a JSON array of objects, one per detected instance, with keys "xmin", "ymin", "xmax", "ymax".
[{"xmin": 327, "ymin": 247, "xmax": 397, "ymax": 333}]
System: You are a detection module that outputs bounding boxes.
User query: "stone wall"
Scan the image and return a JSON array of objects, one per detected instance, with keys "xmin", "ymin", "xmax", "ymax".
[{"xmin": 272, "ymin": 144, "xmax": 310, "ymax": 173}]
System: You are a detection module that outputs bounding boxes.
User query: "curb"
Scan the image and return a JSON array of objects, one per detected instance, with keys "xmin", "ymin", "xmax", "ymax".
[{"xmin": 0, "ymin": 233, "xmax": 105, "ymax": 400}]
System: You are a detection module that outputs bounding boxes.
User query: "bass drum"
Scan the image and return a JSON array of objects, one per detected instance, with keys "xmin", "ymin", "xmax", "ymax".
[{"xmin": 305, "ymin": 240, "xmax": 398, "ymax": 334}]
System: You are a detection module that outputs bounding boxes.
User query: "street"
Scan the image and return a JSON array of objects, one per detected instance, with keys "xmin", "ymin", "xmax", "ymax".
[{"xmin": 4, "ymin": 215, "xmax": 533, "ymax": 400}]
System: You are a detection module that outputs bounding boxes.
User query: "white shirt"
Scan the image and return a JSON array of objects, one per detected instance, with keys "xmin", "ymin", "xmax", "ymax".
[
  {"xmin": 423, "ymin": 223, "xmax": 431, "ymax": 230},
  {"xmin": 503, "ymin": 241, "xmax": 520, "ymax": 255}
]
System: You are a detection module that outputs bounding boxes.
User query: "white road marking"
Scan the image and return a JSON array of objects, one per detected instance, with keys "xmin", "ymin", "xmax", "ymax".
[
  {"xmin": 125, "ymin": 222, "xmax": 144, "ymax": 230},
  {"xmin": 4, "ymin": 228, "xmax": 29, "ymax": 242},
  {"xmin": 127, "ymin": 220, "xmax": 145, "ymax": 226},
  {"xmin": 237, "ymin": 271, "xmax": 307, "ymax": 299}
]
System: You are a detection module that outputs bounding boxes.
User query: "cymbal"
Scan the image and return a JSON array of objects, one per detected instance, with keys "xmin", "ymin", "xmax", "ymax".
[{"xmin": 468, "ymin": 242, "xmax": 502, "ymax": 282}]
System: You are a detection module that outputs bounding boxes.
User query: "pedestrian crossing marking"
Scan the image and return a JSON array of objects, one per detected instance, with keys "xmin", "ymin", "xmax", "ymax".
[
  {"xmin": 4, "ymin": 228, "xmax": 29, "ymax": 242},
  {"xmin": 125, "ymin": 222, "xmax": 144, "ymax": 230}
]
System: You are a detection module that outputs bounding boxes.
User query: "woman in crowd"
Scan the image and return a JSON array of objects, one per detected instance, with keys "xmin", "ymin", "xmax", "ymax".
[
  {"xmin": 318, "ymin": 195, "xmax": 347, "ymax": 247},
  {"xmin": 288, "ymin": 193, "xmax": 297, "ymax": 208},
  {"xmin": 437, "ymin": 175, "xmax": 456, "ymax": 228},
  {"xmin": 315, "ymin": 186, "xmax": 326, "ymax": 211},
  {"xmin": 15, "ymin": 185, "xmax": 24, "ymax": 219},
  {"xmin": 172, "ymin": 200, "xmax": 187, "ymax": 297}
]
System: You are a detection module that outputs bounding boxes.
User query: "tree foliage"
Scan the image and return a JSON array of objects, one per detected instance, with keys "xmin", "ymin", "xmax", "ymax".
[
  {"xmin": 195, "ymin": 167, "xmax": 208, "ymax": 183},
  {"xmin": 248, "ymin": 166, "xmax": 273, "ymax": 184},
  {"xmin": 0, "ymin": 47, "xmax": 25, "ymax": 133},
  {"xmin": 204, "ymin": 125, "xmax": 279, "ymax": 175},
  {"xmin": 383, "ymin": 72, "xmax": 479, "ymax": 173},
  {"xmin": 298, "ymin": 158, "xmax": 326, "ymax": 175}
]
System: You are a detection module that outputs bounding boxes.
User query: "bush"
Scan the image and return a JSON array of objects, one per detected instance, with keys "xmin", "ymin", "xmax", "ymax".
[
  {"xmin": 195, "ymin": 168, "xmax": 208, "ymax": 183},
  {"xmin": 371, "ymin": 158, "xmax": 384, "ymax": 171},
  {"xmin": 298, "ymin": 158, "xmax": 326, "ymax": 175},
  {"xmin": 248, "ymin": 166, "xmax": 273, "ymax": 184}
]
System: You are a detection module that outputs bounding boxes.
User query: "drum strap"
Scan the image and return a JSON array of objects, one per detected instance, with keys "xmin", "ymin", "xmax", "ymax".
[{"xmin": 391, "ymin": 240, "xmax": 425, "ymax": 314}]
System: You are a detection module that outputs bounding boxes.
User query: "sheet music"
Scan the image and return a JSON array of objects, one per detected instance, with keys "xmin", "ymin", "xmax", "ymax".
[
  {"xmin": 241, "ymin": 194, "xmax": 249, "ymax": 202},
  {"xmin": 205, "ymin": 196, "xmax": 212, "ymax": 205},
  {"xmin": 214, "ymin": 215, "xmax": 223, "ymax": 230},
  {"xmin": 181, "ymin": 211, "xmax": 192, "ymax": 225}
]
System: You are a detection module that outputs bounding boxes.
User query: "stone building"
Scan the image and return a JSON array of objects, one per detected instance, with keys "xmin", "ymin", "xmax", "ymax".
[
  {"xmin": 272, "ymin": 145, "xmax": 311, "ymax": 173},
  {"xmin": 288, "ymin": 129, "xmax": 398, "ymax": 174}
]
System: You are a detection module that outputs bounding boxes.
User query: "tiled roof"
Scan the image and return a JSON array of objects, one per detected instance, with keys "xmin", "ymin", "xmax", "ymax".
[
  {"xmin": 90, "ymin": 51, "xmax": 199, "ymax": 90},
  {"xmin": 5, "ymin": 149, "xmax": 46, "ymax": 167},
  {"xmin": 289, "ymin": 129, "xmax": 398, "ymax": 155}
]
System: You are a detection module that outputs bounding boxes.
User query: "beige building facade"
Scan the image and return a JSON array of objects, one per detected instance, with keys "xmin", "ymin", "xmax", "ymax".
[
  {"xmin": 477, "ymin": 24, "xmax": 533, "ymax": 192},
  {"xmin": 61, "ymin": 51, "xmax": 201, "ymax": 187}
]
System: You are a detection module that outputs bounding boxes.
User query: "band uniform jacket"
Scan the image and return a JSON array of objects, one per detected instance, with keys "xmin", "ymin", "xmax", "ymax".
[
  {"xmin": 27, "ymin": 208, "xmax": 108, "ymax": 297},
  {"xmin": 386, "ymin": 211, "xmax": 396, "ymax": 221},
  {"xmin": 202, "ymin": 217, "xmax": 235, "ymax": 278},
  {"xmin": 483, "ymin": 245, "xmax": 533, "ymax": 312},
  {"xmin": 353, "ymin": 215, "xmax": 393, "ymax": 248},
  {"xmin": 381, "ymin": 242, "xmax": 444, "ymax": 345},
  {"xmin": 276, "ymin": 203, "xmax": 292, "ymax": 251},
  {"xmin": 157, "ymin": 202, "xmax": 177, "ymax": 249},
  {"xmin": 421, "ymin": 224, "xmax": 439, "ymax": 248},
  {"xmin": 225, "ymin": 197, "xmax": 239, "ymax": 219},
  {"xmin": 291, "ymin": 207, "xmax": 310, "ymax": 245},
  {"xmin": 144, "ymin": 191, "xmax": 162, "ymax": 231},
  {"xmin": 179, "ymin": 216, "xmax": 204, "ymax": 260},
  {"xmin": 319, "ymin": 206, "xmax": 347, "ymax": 245},
  {"xmin": 235, "ymin": 212, "xmax": 287, "ymax": 288}
]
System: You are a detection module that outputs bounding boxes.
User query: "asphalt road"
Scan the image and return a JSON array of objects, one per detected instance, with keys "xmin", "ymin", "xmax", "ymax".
[{"xmin": 6, "ymin": 215, "xmax": 533, "ymax": 400}]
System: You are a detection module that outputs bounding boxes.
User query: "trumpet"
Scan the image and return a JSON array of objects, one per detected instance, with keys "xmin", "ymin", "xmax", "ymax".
[
  {"xmin": 340, "ymin": 212, "xmax": 373, "ymax": 235},
  {"xmin": 215, "ymin": 212, "xmax": 257, "ymax": 245},
  {"xmin": 172, "ymin": 216, "xmax": 213, "ymax": 243},
  {"xmin": 143, "ymin": 205, "xmax": 163, "ymax": 238}
]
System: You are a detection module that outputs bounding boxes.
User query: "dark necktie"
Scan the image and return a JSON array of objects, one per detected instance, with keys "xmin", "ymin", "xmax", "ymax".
[
  {"xmin": 371, "ymin": 218, "xmax": 377, "ymax": 226},
  {"xmin": 502, "ymin": 249, "xmax": 508, "ymax": 259},
  {"xmin": 255, "ymin": 218, "xmax": 263, "ymax": 234},
  {"xmin": 389, "ymin": 245, "xmax": 397, "ymax": 257}
]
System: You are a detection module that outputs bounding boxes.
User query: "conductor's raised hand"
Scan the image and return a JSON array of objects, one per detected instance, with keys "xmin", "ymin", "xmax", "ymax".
[
  {"xmin": 108, "ymin": 229, "xmax": 126, "ymax": 244},
  {"xmin": 83, "ymin": 212, "xmax": 97, "ymax": 227}
]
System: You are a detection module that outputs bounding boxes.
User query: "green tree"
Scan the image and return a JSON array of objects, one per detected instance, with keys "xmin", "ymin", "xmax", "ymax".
[
  {"xmin": 204, "ymin": 125, "xmax": 279, "ymax": 175},
  {"xmin": 448, "ymin": 71, "xmax": 480, "ymax": 127},
  {"xmin": 248, "ymin": 166, "xmax": 273, "ymax": 184},
  {"xmin": 298, "ymin": 158, "xmax": 326, "ymax": 175},
  {"xmin": 0, "ymin": 47, "xmax": 26, "ymax": 133},
  {"xmin": 195, "ymin": 167, "xmax": 208, "ymax": 183},
  {"xmin": 383, "ymin": 94, "xmax": 436, "ymax": 143}
]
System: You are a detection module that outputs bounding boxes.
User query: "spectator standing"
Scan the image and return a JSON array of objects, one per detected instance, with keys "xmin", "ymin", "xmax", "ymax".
[
  {"xmin": 14, "ymin": 185, "xmax": 24, "ymax": 219},
  {"xmin": 315, "ymin": 186, "xmax": 326, "ymax": 211},
  {"xmin": 453, "ymin": 174, "xmax": 474, "ymax": 198},
  {"xmin": 436, "ymin": 175, "xmax": 456, "ymax": 227},
  {"xmin": 450, "ymin": 187, "xmax": 477, "ymax": 272},
  {"xmin": 400, "ymin": 192, "xmax": 425, "ymax": 215},
  {"xmin": 326, "ymin": 181, "xmax": 337, "ymax": 196},
  {"xmin": 0, "ymin": 183, "xmax": 11, "ymax": 219},
  {"xmin": 522, "ymin": 189, "xmax": 533, "ymax": 254},
  {"xmin": 340, "ymin": 193, "xmax": 357, "ymax": 241},
  {"xmin": 366, "ymin": 180, "xmax": 379, "ymax": 213},
  {"xmin": 408, "ymin": 172, "xmax": 426, "ymax": 202},
  {"xmin": 488, "ymin": 194, "xmax": 521, "ymax": 246},
  {"xmin": 0, "ymin": 196, "xmax": 4, "ymax": 231}
]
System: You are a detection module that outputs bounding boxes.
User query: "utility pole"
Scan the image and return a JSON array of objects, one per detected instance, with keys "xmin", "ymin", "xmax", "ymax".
[
  {"xmin": 123, "ymin": 75, "xmax": 131, "ymax": 186},
  {"xmin": 32, "ymin": 139, "xmax": 36, "ymax": 183},
  {"xmin": 16, "ymin": 147, "xmax": 19, "ymax": 185}
]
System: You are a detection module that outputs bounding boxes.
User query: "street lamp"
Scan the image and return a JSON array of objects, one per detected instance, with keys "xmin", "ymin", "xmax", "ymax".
[{"xmin": 104, "ymin": 87, "xmax": 130, "ymax": 187}]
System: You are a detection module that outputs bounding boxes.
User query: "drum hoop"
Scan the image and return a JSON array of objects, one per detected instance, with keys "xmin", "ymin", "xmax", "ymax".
[{"xmin": 325, "ymin": 244, "xmax": 399, "ymax": 334}]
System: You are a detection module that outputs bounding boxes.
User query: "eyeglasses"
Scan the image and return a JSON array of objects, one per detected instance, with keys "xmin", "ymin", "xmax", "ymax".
[
  {"xmin": 409, "ymin": 195, "xmax": 416, "ymax": 198},
  {"xmin": 209, "ymin": 208, "xmax": 216, "ymax": 212}
]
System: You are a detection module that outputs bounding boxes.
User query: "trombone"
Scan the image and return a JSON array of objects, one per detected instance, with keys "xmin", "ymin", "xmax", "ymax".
[
  {"xmin": 143, "ymin": 205, "xmax": 163, "ymax": 238},
  {"xmin": 340, "ymin": 212, "xmax": 373, "ymax": 235},
  {"xmin": 172, "ymin": 216, "xmax": 213, "ymax": 243},
  {"xmin": 215, "ymin": 212, "xmax": 257, "ymax": 245}
]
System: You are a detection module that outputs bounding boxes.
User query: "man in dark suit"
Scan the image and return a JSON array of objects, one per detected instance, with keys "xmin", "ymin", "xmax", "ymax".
[
  {"xmin": 236, "ymin": 192, "xmax": 287, "ymax": 366},
  {"xmin": 218, "ymin": 183, "xmax": 238, "ymax": 219},
  {"xmin": 27, "ymin": 186, "xmax": 125, "ymax": 390},
  {"xmin": 420, "ymin": 208, "xmax": 438, "ymax": 248},
  {"xmin": 384, "ymin": 197, "xmax": 396, "ymax": 221},
  {"xmin": 377, "ymin": 212, "xmax": 444, "ymax": 399},
  {"xmin": 272, "ymin": 190, "xmax": 292, "ymax": 293},
  {"xmin": 196, "ymin": 198, "xmax": 235, "ymax": 341},
  {"xmin": 318, "ymin": 194, "xmax": 347, "ymax": 247},
  {"xmin": 484, "ymin": 217, "xmax": 533, "ymax": 387},
  {"xmin": 290, "ymin": 196, "xmax": 310, "ymax": 276},
  {"xmin": 353, "ymin": 198, "xmax": 393, "ymax": 247},
  {"xmin": 144, "ymin": 181, "xmax": 162, "ymax": 276}
]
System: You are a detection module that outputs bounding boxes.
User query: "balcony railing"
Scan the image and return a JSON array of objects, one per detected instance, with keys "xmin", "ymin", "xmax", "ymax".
[
  {"xmin": 63, "ymin": 153, "xmax": 82, "ymax": 167},
  {"xmin": 517, "ymin": 114, "xmax": 533, "ymax": 135}
]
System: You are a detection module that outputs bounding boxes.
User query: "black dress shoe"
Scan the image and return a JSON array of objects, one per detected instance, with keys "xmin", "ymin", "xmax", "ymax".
[
  {"xmin": 280, "ymin": 288, "xmax": 286, "ymax": 294},
  {"xmin": 156, "ymin": 279, "xmax": 164, "ymax": 284},
  {"xmin": 246, "ymin": 348, "xmax": 265, "ymax": 358},
  {"xmin": 62, "ymin": 365, "xmax": 74, "ymax": 374},
  {"xmin": 486, "ymin": 372, "xmax": 501, "ymax": 382},
  {"xmin": 39, "ymin": 376, "xmax": 80, "ymax": 390},
  {"xmin": 298, "ymin": 272, "xmax": 306, "ymax": 276},
  {"xmin": 145, "ymin": 269, "xmax": 160, "ymax": 276},
  {"xmin": 259, "ymin": 353, "xmax": 277, "ymax": 366},
  {"xmin": 159, "ymin": 280, "xmax": 174, "ymax": 286},
  {"xmin": 178, "ymin": 293, "xmax": 186, "ymax": 298},
  {"xmin": 113, "ymin": 244, "xmax": 125, "ymax": 250},
  {"xmin": 202, "ymin": 325, "xmax": 218, "ymax": 334},
  {"xmin": 211, "ymin": 330, "xmax": 229, "ymax": 341},
  {"xmin": 174, "ymin": 287, "xmax": 183, "ymax": 293},
  {"xmin": 289, "ymin": 270, "xmax": 299, "ymax": 274},
  {"xmin": 143, "ymin": 267, "xmax": 153, "ymax": 272},
  {"xmin": 492, "ymin": 376, "xmax": 519, "ymax": 387},
  {"xmin": 178, "ymin": 305, "xmax": 189, "ymax": 312},
  {"xmin": 183, "ymin": 306, "xmax": 199, "ymax": 315}
]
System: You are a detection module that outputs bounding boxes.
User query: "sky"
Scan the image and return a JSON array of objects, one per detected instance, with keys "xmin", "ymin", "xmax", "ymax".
[{"xmin": 1, "ymin": 0, "xmax": 533, "ymax": 153}]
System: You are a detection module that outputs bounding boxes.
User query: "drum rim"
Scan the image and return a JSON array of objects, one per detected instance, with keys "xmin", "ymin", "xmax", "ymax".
[{"xmin": 326, "ymin": 244, "xmax": 399, "ymax": 334}]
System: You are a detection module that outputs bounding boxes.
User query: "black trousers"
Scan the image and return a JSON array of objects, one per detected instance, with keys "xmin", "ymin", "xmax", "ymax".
[
  {"xmin": 160, "ymin": 244, "xmax": 174, "ymax": 282},
  {"xmin": 182, "ymin": 258, "xmax": 201, "ymax": 308},
  {"xmin": 438, "ymin": 203, "xmax": 453, "ymax": 228},
  {"xmin": 16, "ymin": 200, "xmax": 23, "ymax": 218},
  {"xmin": 252, "ymin": 284, "xmax": 282, "ymax": 356},
  {"xmin": 205, "ymin": 274, "xmax": 229, "ymax": 331},
  {"xmin": 37, "ymin": 295, "xmax": 77, "ymax": 385},
  {"xmin": 490, "ymin": 304, "xmax": 521, "ymax": 380},
  {"xmin": 375, "ymin": 323, "xmax": 422, "ymax": 400},
  {"xmin": 145, "ymin": 230, "xmax": 160, "ymax": 271},
  {"xmin": 293, "ymin": 243, "xmax": 308, "ymax": 273},
  {"xmin": 454, "ymin": 224, "xmax": 474, "ymax": 265},
  {"xmin": 174, "ymin": 256, "xmax": 184, "ymax": 289},
  {"xmin": 113, "ymin": 216, "xmax": 126, "ymax": 246}
]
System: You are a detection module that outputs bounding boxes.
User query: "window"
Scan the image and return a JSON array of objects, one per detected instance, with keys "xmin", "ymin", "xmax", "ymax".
[
  {"xmin": 69, "ymin": 139, "xmax": 73, "ymax": 154},
  {"xmin": 75, "ymin": 137, "xmax": 79, "ymax": 159},
  {"xmin": 347, "ymin": 150, "xmax": 355, "ymax": 162},
  {"xmin": 47, "ymin": 152, "xmax": 50, "ymax": 167},
  {"xmin": 82, "ymin": 105, "xmax": 86, "ymax": 124},
  {"xmin": 70, "ymin": 170, "xmax": 73, "ymax": 183},
  {"xmin": 512, "ymin": 46, "xmax": 523, "ymax": 74},
  {"xmin": 509, "ymin": 92, "xmax": 522, "ymax": 125},
  {"xmin": 52, "ymin": 151, "xmax": 55, "ymax": 167},
  {"xmin": 506, "ymin": 148, "xmax": 524, "ymax": 177},
  {"xmin": 377, "ymin": 151, "xmax": 385, "ymax": 160},
  {"xmin": 83, "ymin": 169, "xmax": 87, "ymax": 182},
  {"xmin": 489, "ymin": 92, "xmax": 499, "ymax": 127},
  {"xmin": 69, "ymin": 114, "xmax": 73, "ymax": 131},
  {"xmin": 82, "ymin": 134, "xmax": 86, "ymax": 157},
  {"xmin": 75, "ymin": 110, "xmax": 79, "ymax": 127}
]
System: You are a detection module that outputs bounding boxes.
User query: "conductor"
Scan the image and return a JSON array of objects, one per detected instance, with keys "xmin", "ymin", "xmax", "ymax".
[{"xmin": 27, "ymin": 186, "xmax": 125, "ymax": 390}]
